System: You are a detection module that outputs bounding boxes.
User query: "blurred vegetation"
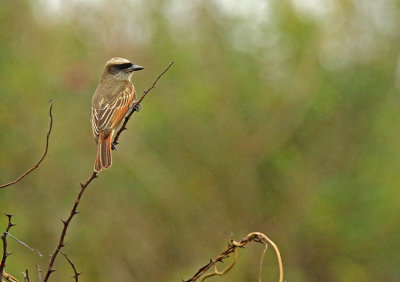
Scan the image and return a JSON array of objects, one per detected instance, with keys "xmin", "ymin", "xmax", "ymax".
[{"xmin": 0, "ymin": 0, "xmax": 400, "ymax": 281}]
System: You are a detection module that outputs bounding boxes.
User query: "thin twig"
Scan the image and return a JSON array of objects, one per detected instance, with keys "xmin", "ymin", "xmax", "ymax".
[
  {"xmin": 43, "ymin": 171, "xmax": 97, "ymax": 282},
  {"xmin": 43, "ymin": 62, "xmax": 173, "ymax": 281},
  {"xmin": 36, "ymin": 264, "xmax": 42, "ymax": 282},
  {"xmin": 0, "ymin": 214, "xmax": 16, "ymax": 282},
  {"xmin": 112, "ymin": 61, "xmax": 174, "ymax": 146},
  {"xmin": 184, "ymin": 232, "xmax": 283, "ymax": 282},
  {"xmin": 6, "ymin": 232, "xmax": 43, "ymax": 257},
  {"xmin": 3, "ymin": 271, "xmax": 19, "ymax": 282},
  {"xmin": 22, "ymin": 269, "xmax": 29, "ymax": 282},
  {"xmin": 60, "ymin": 252, "xmax": 80, "ymax": 282},
  {"xmin": 0, "ymin": 102, "xmax": 54, "ymax": 189}
]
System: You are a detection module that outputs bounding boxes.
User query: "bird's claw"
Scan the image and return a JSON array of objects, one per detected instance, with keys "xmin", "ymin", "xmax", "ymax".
[{"xmin": 132, "ymin": 103, "xmax": 141, "ymax": 112}]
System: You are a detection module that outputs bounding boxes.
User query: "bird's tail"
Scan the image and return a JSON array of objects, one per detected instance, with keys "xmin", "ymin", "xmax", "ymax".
[{"xmin": 94, "ymin": 132, "xmax": 112, "ymax": 172}]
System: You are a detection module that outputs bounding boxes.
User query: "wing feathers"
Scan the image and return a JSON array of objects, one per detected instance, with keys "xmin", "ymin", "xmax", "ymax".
[{"xmin": 91, "ymin": 83, "xmax": 135, "ymax": 142}]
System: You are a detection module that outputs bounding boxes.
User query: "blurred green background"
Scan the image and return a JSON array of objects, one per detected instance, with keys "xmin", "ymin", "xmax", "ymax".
[{"xmin": 1, "ymin": 0, "xmax": 399, "ymax": 281}]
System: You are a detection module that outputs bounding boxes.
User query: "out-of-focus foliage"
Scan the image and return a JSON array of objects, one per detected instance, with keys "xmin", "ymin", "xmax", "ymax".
[{"xmin": 0, "ymin": 0, "xmax": 399, "ymax": 281}]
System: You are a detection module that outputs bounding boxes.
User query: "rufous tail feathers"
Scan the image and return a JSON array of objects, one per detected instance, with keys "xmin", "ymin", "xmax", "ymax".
[{"xmin": 94, "ymin": 132, "xmax": 112, "ymax": 172}]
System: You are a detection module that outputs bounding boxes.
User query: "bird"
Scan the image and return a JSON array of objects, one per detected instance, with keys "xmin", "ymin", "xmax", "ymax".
[{"xmin": 91, "ymin": 57, "xmax": 144, "ymax": 172}]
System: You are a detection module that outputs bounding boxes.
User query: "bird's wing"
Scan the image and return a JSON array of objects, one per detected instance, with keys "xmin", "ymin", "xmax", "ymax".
[{"xmin": 92, "ymin": 83, "xmax": 135, "ymax": 141}]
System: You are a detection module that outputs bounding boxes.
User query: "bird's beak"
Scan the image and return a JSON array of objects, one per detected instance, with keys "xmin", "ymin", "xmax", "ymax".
[{"xmin": 129, "ymin": 64, "xmax": 144, "ymax": 72}]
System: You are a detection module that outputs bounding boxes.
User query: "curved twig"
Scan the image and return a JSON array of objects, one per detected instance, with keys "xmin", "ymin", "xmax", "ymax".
[
  {"xmin": 184, "ymin": 232, "xmax": 283, "ymax": 282},
  {"xmin": 0, "ymin": 102, "xmax": 54, "ymax": 189},
  {"xmin": 200, "ymin": 248, "xmax": 238, "ymax": 282}
]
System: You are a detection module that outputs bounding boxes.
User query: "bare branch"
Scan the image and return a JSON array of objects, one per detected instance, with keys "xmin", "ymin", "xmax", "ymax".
[
  {"xmin": 43, "ymin": 62, "xmax": 173, "ymax": 281},
  {"xmin": 0, "ymin": 102, "xmax": 54, "ymax": 189},
  {"xmin": 112, "ymin": 61, "xmax": 174, "ymax": 146},
  {"xmin": 60, "ymin": 252, "xmax": 80, "ymax": 282},
  {"xmin": 0, "ymin": 214, "xmax": 16, "ymax": 282},
  {"xmin": 184, "ymin": 232, "xmax": 283, "ymax": 282},
  {"xmin": 43, "ymin": 172, "xmax": 97, "ymax": 282}
]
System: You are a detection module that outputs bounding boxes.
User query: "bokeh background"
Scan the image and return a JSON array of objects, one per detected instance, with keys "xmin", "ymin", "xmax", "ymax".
[{"xmin": 1, "ymin": 0, "xmax": 400, "ymax": 281}]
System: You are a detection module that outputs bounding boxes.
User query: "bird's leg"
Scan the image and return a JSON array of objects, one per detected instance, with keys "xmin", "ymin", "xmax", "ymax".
[{"xmin": 111, "ymin": 142, "xmax": 118, "ymax": 151}]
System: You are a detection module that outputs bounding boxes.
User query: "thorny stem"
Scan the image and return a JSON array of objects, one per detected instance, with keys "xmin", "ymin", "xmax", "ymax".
[
  {"xmin": 43, "ymin": 172, "xmax": 97, "ymax": 282},
  {"xmin": 184, "ymin": 232, "xmax": 283, "ymax": 282},
  {"xmin": 0, "ymin": 214, "xmax": 16, "ymax": 282}
]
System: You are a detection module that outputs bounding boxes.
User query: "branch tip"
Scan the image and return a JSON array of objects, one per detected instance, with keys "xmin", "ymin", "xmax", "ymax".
[{"xmin": 0, "ymin": 102, "xmax": 54, "ymax": 189}]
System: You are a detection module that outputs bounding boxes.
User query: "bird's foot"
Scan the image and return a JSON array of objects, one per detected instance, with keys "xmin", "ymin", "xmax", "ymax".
[
  {"xmin": 111, "ymin": 141, "xmax": 118, "ymax": 151},
  {"xmin": 131, "ymin": 102, "xmax": 141, "ymax": 112}
]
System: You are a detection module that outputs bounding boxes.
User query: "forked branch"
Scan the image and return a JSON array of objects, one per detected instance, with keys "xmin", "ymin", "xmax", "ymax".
[
  {"xmin": 0, "ymin": 214, "xmax": 16, "ymax": 282},
  {"xmin": 0, "ymin": 102, "xmax": 54, "ymax": 189},
  {"xmin": 43, "ymin": 172, "xmax": 97, "ymax": 282}
]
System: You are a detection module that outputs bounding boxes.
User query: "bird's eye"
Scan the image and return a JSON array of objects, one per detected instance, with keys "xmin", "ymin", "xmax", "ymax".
[{"xmin": 116, "ymin": 63, "xmax": 133, "ymax": 70}]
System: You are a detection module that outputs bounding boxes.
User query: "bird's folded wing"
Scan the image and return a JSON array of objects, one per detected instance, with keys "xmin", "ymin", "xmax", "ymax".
[{"xmin": 92, "ymin": 84, "xmax": 134, "ymax": 138}]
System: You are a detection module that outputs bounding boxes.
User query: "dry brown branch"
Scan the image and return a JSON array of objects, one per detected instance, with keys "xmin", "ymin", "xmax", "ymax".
[
  {"xmin": 0, "ymin": 102, "xmax": 54, "ymax": 189},
  {"xmin": 112, "ymin": 61, "xmax": 174, "ymax": 146},
  {"xmin": 0, "ymin": 215, "xmax": 16, "ymax": 282},
  {"xmin": 43, "ymin": 172, "xmax": 97, "ymax": 282},
  {"xmin": 184, "ymin": 232, "xmax": 283, "ymax": 282},
  {"xmin": 60, "ymin": 252, "xmax": 80, "ymax": 281},
  {"xmin": 43, "ymin": 62, "xmax": 173, "ymax": 281}
]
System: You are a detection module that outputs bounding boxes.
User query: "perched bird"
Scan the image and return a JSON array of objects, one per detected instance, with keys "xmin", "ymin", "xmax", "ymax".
[{"xmin": 91, "ymin": 57, "xmax": 144, "ymax": 172}]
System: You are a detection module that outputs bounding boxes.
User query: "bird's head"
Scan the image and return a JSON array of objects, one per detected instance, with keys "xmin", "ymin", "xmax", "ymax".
[{"xmin": 102, "ymin": 57, "xmax": 144, "ymax": 81}]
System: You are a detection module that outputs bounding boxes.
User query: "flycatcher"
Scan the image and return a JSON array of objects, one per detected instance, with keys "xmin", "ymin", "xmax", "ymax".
[{"xmin": 91, "ymin": 57, "xmax": 144, "ymax": 172}]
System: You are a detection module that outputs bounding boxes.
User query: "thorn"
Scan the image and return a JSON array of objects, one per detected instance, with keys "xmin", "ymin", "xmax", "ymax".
[
  {"xmin": 10, "ymin": 223, "xmax": 16, "ymax": 227},
  {"xmin": 73, "ymin": 211, "xmax": 80, "ymax": 216},
  {"xmin": 5, "ymin": 213, "xmax": 13, "ymax": 218},
  {"xmin": 6, "ymin": 252, "xmax": 12, "ymax": 257},
  {"xmin": 59, "ymin": 242, "xmax": 66, "ymax": 248},
  {"xmin": 73, "ymin": 272, "xmax": 82, "ymax": 278},
  {"xmin": 61, "ymin": 219, "xmax": 68, "ymax": 225},
  {"xmin": 80, "ymin": 183, "xmax": 84, "ymax": 188},
  {"xmin": 49, "ymin": 268, "xmax": 56, "ymax": 273}
]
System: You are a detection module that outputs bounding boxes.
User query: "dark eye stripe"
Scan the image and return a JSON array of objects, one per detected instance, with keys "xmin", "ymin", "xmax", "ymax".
[{"xmin": 116, "ymin": 63, "xmax": 133, "ymax": 70}]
